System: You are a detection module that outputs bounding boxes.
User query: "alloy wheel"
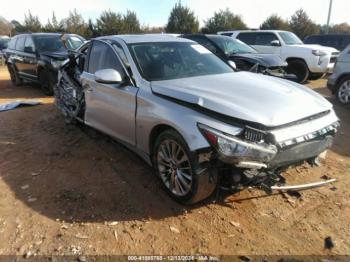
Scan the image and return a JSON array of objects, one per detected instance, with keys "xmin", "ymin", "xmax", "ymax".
[
  {"xmin": 157, "ymin": 139, "xmax": 193, "ymax": 196},
  {"xmin": 337, "ymin": 80, "xmax": 350, "ymax": 104}
]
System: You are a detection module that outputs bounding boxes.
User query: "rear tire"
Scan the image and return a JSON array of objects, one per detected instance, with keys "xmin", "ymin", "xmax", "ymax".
[
  {"xmin": 335, "ymin": 76, "xmax": 350, "ymax": 105},
  {"xmin": 286, "ymin": 59, "xmax": 309, "ymax": 84},
  {"xmin": 39, "ymin": 69, "xmax": 55, "ymax": 96},
  {"xmin": 7, "ymin": 64, "xmax": 22, "ymax": 86},
  {"xmin": 153, "ymin": 129, "xmax": 218, "ymax": 204}
]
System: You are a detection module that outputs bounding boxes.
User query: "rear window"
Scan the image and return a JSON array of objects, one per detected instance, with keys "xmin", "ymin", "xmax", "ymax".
[
  {"xmin": 0, "ymin": 38, "xmax": 9, "ymax": 50},
  {"xmin": 221, "ymin": 33, "xmax": 233, "ymax": 37},
  {"xmin": 7, "ymin": 37, "xmax": 17, "ymax": 50},
  {"xmin": 33, "ymin": 35, "xmax": 65, "ymax": 52},
  {"xmin": 15, "ymin": 36, "xmax": 25, "ymax": 52},
  {"xmin": 237, "ymin": 33, "xmax": 256, "ymax": 45}
]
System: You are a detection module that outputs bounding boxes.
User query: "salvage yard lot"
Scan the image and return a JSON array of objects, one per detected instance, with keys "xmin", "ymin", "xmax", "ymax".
[{"xmin": 0, "ymin": 65, "xmax": 349, "ymax": 256}]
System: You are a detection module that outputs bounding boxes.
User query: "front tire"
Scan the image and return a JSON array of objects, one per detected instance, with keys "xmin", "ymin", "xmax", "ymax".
[
  {"xmin": 7, "ymin": 64, "xmax": 22, "ymax": 86},
  {"xmin": 335, "ymin": 76, "xmax": 350, "ymax": 105},
  {"xmin": 153, "ymin": 129, "xmax": 218, "ymax": 204},
  {"xmin": 39, "ymin": 69, "xmax": 55, "ymax": 96},
  {"xmin": 286, "ymin": 59, "xmax": 309, "ymax": 84}
]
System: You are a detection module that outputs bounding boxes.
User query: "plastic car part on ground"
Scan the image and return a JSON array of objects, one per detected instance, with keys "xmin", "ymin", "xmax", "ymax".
[{"xmin": 0, "ymin": 100, "xmax": 42, "ymax": 112}]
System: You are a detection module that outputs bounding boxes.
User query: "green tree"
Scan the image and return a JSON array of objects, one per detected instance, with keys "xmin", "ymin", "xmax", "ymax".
[
  {"xmin": 165, "ymin": 2, "xmax": 199, "ymax": 33},
  {"xmin": 260, "ymin": 14, "xmax": 290, "ymax": 30},
  {"xmin": 330, "ymin": 23, "xmax": 350, "ymax": 34},
  {"xmin": 142, "ymin": 25, "xmax": 164, "ymax": 33},
  {"xmin": 96, "ymin": 10, "xmax": 124, "ymax": 35},
  {"xmin": 11, "ymin": 20, "xmax": 26, "ymax": 35},
  {"xmin": 24, "ymin": 11, "xmax": 42, "ymax": 32},
  {"xmin": 63, "ymin": 9, "xmax": 91, "ymax": 38},
  {"xmin": 202, "ymin": 8, "xmax": 247, "ymax": 33},
  {"xmin": 0, "ymin": 17, "xmax": 11, "ymax": 35},
  {"xmin": 44, "ymin": 12, "xmax": 64, "ymax": 32},
  {"xmin": 122, "ymin": 10, "xmax": 141, "ymax": 33},
  {"xmin": 289, "ymin": 9, "xmax": 319, "ymax": 39}
]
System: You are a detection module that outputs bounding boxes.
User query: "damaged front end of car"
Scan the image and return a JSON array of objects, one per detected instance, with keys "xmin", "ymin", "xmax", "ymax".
[
  {"xmin": 196, "ymin": 110, "xmax": 339, "ymax": 193},
  {"xmin": 53, "ymin": 54, "xmax": 85, "ymax": 124}
]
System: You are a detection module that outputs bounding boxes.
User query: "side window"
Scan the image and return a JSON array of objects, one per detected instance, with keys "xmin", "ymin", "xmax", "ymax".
[
  {"xmin": 237, "ymin": 33, "xmax": 256, "ymax": 45},
  {"xmin": 88, "ymin": 41, "xmax": 125, "ymax": 79},
  {"xmin": 255, "ymin": 33, "xmax": 278, "ymax": 45},
  {"xmin": 8, "ymin": 37, "xmax": 17, "ymax": 50},
  {"xmin": 194, "ymin": 38, "xmax": 217, "ymax": 54},
  {"xmin": 15, "ymin": 36, "xmax": 25, "ymax": 52},
  {"xmin": 24, "ymin": 37, "xmax": 36, "ymax": 53}
]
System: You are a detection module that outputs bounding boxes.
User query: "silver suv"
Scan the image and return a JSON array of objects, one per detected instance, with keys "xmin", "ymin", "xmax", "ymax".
[
  {"xmin": 327, "ymin": 44, "xmax": 350, "ymax": 105},
  {"xmin": 55, "ymin": 35, "xmax": 339, "ymax": 204}
]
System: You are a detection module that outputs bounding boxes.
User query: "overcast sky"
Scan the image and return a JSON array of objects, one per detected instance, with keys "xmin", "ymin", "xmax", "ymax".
[{"xmin": 1, "ymin": 0, "xmax": 349, "ymax": 28}]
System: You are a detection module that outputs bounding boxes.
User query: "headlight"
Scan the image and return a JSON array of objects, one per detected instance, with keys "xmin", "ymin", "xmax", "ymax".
[
  {"xmin": 312, "ymin": 50, "xmax": 327, "ymax": 56},
  {"xmin": 198, "ymin": 123, "xmax": 277, "ymax": 163}
]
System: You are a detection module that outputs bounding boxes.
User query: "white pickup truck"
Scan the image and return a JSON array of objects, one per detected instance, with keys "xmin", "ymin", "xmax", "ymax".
[{"xmin": 218, "ymin": 30, "xmax": 339, "ymax": 83}]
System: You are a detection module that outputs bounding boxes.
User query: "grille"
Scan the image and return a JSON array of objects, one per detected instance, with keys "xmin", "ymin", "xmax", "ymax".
[
  {"xmin": 244, "ymin": 127, "xmax": 266, "ymax": 142},
  {"xmin": 330, "ymin": 57, "xmax": 337, "ymax": 63}
]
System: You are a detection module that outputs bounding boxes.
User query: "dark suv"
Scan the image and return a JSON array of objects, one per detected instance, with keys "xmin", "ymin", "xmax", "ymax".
[
  {"xmin": 4, "ymin": 33, "xmax": 85, "ymax": 95},
  {"xmin": 304, "ymin": 34, "xmax": 350, "ymax": 51}
]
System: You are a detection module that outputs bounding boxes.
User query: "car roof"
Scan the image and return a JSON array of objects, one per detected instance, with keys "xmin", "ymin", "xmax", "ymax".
[
  {"xmin": 98, "ymin": 34, "xmax": 193, "ymax": 44},
  {"xmin": 219, "ymin": 30, "xmax": 288, "ymax": 34}
]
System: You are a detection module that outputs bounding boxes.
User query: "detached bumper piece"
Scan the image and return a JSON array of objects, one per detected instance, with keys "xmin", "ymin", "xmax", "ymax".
[{"xmin": 270, "ymin": 179, "xmax": 336, "ymax": 191}]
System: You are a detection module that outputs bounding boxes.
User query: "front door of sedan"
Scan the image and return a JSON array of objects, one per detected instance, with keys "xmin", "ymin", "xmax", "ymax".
[{"xmin": 82, "ymin": 40, "xmax": 138, "ymax": 146}]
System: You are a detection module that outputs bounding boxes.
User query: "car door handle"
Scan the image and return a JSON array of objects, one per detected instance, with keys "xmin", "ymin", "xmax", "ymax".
[{"xmin": 86, "ymin": 87, "xmax": 94, "ymax": 93}]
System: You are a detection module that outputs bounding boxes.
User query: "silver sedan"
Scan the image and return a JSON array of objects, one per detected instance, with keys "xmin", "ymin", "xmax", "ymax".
[{"xmin": 55, "ymin": 35, "xmax": 339, "ymax": 204}]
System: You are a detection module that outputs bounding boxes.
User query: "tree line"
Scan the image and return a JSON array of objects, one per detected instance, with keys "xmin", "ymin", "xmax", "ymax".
[{"xmin": 0, "ymin": 2, "xmax": 349, "ymax": 40}]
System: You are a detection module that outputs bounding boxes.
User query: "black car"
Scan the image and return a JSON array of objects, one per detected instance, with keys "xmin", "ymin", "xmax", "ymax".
[
  {"xmin": 181, "ymin": 34, "xmax": 296, "ymax": 81},
  {"xmin": 4, "ymin": 33, "xmax": 85, "ymax": 95},
  {"xmin": 304, "ymin": 34, "xmax": 350, "ymax": 51}
]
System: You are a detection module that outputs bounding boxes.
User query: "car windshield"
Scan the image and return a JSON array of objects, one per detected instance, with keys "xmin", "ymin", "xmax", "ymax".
[
  {"xmin": 0, "ymin": 38, "xmax": 9, "ymax": 50},
  {"xmin": 278, "ymin": 32, "xmax": 303, "ymax": 45},
  {"xmin": 65, "ymin": 35, "xmax": 85, "ymax": 50},
  {"xmin": 128, "ymin": 42, "xmax": 233, "ymax": 81},
  {"xmin": 208, "ymin": 35, "xmax": 257, "ymax": 55},
  {"xmin": 33, "ymin": 35, "xmax": 65, "ymax": 52}
]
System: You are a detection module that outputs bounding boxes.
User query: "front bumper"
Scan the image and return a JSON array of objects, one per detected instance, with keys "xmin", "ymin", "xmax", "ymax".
[{"xmin": 216, "ymin": 111, "xmax": 339, "ymax": 169}]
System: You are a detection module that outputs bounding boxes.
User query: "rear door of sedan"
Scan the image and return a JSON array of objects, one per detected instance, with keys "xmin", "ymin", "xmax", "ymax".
[{"xmin": 81, "ymin": 40, "xmax": 138, "ymax": 146}]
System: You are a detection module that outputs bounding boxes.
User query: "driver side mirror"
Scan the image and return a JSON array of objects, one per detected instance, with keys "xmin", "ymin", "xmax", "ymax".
[
  {"xmin": 270, "ymin": 40, "xmax": 281, "ymax": 46},
  {"xmin": 95, "ymin": 69, "xmax": 123, "ymax": 84}
]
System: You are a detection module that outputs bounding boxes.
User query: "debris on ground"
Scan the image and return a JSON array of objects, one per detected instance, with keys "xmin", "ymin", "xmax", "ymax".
[
  {"xmin": 324, "ymin": 236, "xmax": 335, "ymax": 249},
  {"xmin": 169, "ymin": 226, "xmax": 180, "ymax": 234},
  {"xmin": 21, "ymin": 185, "xmax": 29, "ymax": 190},
  {"xmin": 113, "ymin": 230, "xmax": 118, "ymax": 240},
  {"xmin": 27, "ymin": 197, "xmax": 37, "ymax": 203},
  {"xmin": 0, "ymin": 100, "xmax": 42, "ymax": 112},
  {"xmin": 229, "ymin": 221, "xmax": 241, "ymax": 228}
]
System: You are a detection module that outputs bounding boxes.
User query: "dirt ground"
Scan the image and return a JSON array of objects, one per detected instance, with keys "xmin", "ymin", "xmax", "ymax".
[{"xmin": 0, "ymin": 66, "xmax": 349, "ymax": 258}]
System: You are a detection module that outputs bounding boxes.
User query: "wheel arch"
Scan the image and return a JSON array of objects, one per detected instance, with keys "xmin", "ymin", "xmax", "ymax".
[
  {"xmin": 148, "ymin": 124, "xmax": 181, "ymax": 164},
  {"xmin": 335, "ymin": 73, "xmax": 350, "ymax": 89},
  {"xmin": 285, "ymin": 57, "xmax": 309, "ymax": 68}
]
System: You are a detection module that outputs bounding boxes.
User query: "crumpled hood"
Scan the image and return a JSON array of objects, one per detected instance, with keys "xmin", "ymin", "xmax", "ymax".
[
  {"xmin": 40, "ymin": 50, "xmax": 68, "ymax": 60},
  {"xmin": 294, "ymin": 44, "xmax": 339, "ymax": 53},
  {"xmin": 151, "ymin": 72, "xmax": 333, "ymax": 127},
  {"xmin": 229, "ymin": 53, "xmax": 286, "ymax": 68}
]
